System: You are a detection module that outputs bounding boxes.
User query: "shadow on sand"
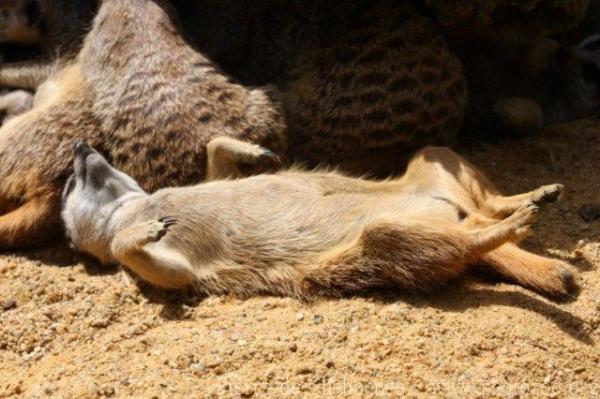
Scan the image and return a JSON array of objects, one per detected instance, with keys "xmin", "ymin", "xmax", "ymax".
[{"xmin": 14, "ymin": 244, "xmax": 593, "ymax": 345}]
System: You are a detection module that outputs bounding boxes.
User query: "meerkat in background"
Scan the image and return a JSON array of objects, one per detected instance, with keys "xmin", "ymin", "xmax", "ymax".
[
  {"xmin": 491, "ymin": 34, "xmax": 600, "ymax": 132},
  {"xmin": 62, "ymin": 142, "xmax": 576, "ymax": 300},
  {"xmin": 0, "ymin": 0, "xmax": 285, "ymax": 250},
  {"xmin": 0, "ymin": 0, "xmax": 98, "ymax": 122},
  {"xmin": 279, "ymin": 2, "xmax": 467, "ymax": 170},
  {"xmin": 175, "ymin": 0, "xmax": 468, "ymax": 173},
  {"xmin": 0, "ymin": 0, "xmax": 98, "ymax": 89}
]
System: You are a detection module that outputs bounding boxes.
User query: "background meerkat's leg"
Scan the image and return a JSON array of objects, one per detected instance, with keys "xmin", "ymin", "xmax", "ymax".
[
  {"xmin": 0, "ymin": 90, "xmax": 34, "ymax": 124},
  {"xmin": 111, "ymin": 219, "xmax": 196, "ymax": 289},
  {"xmin": 481, "ymin": 243, "xmax": 577, "ymax": 299},
  {"xmin": 0, "ymin": 61, "xmax": 55, "ymax": 90},
  {"xmin": 205, "ymin": 136, "xmax": 280, "ymax": 181},
  {"xmin": 412, "ymin": 147, "xmax": 562, "ymax": 217},
  {"xmin": 0, "ymin": 193, "xmax": 61, "ymax": 251}
]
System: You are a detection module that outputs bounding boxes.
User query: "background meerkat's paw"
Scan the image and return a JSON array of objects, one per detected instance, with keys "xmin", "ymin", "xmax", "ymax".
[
  {"xmin": 531, "ymin": 184, "xmax": 563, "ymax": 205},
  {"xmin": 207, "ymin": 137, "xmax": 282, "ymax": 180},
  {"xmin": 233, "ymin": 144, "xmax": 281, "ymax": 166},
  {"xmin": 235, "ymin": 145, "xmax": 282, "ymax": 176},
  {"xmin": 145, "ymin": 217, "xmax": 176, "ymax": 242}
]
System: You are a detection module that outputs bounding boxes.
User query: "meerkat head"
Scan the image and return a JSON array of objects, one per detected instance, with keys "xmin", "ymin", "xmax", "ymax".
[
  {"xmin": 0, "ymin": 0, "xmax": 43, "ymax": 45},
  {"xmin": 61, "ymin": 140, "xmax": 145, "ymax": 263},
  {"xmin": 549, "ymin": 34, "xmax": 600, "ymax": 121},
  {"xmin": 521, "ymin": 34, "xmax": 600, "ymax": 125}
]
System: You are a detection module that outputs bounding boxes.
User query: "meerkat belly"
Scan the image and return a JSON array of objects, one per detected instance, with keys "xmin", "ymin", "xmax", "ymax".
[
  {"xmin": 151, "ymin": 183, "xmax": 385, "ymax": 271},
  {"xmin": 385, "ymin": 191, "xmax": 469, "ymax": 223}
]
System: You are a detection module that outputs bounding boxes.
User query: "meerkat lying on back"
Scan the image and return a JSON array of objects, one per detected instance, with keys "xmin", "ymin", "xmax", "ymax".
[{"xmin": 62, "ymin": 142, "xmax": 577, "ymax": 300}]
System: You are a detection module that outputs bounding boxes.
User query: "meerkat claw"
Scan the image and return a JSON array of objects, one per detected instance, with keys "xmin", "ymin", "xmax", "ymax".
[{"xmin": 158, "ymin": 217, "xmax": 177, "ymax": 228}]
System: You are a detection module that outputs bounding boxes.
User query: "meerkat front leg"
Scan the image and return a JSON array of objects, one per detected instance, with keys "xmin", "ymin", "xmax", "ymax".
[
  {"xmin": 206, "ymin": 136, "xmax": 281, "ymax": 181},
  {"xmin": 110, "ymin": 218, "xmax": 196, "ymax": 288}
]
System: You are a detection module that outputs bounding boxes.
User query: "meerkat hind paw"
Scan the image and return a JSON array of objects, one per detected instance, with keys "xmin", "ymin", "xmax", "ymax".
[{"xmin": 532, "ymin": 184, "xmax": 563, "ymax": 205}]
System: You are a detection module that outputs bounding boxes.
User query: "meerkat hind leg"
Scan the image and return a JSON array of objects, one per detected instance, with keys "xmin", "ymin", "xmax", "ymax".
[
  {"xmin": 481, "ymin": 243, "xmax": 577, "ymax": 299},
  {"xmin": 110, "ymin": 218, "xmax": 196, "ymax": 289},
  {"xmin": 414, "ymin": 147, "xmax": 562, "ymax": 218},
  {"xmin": 303, "ymin": 206, "xmax": 535, "ymax": 296},
  {"xmin": 206, "ymin": 136, "xmax": 280, "ymax": 181}
]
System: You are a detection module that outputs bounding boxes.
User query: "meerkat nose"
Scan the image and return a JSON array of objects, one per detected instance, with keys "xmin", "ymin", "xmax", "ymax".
[{"xmin": 74, "ymin": 139, "xmax": 93, "ymax": 157}]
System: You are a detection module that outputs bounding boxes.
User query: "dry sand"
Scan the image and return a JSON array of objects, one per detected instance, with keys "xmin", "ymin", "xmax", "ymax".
[{"xmin": 1, "ymin": 119, "xmax": 599, "ymax": 398}]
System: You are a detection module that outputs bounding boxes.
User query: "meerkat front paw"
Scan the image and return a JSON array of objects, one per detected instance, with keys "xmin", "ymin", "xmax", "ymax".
[
  {"xmin": 235, "ymin": 145, "xmax": 282, "ymax": 175},
  {"xmin": 532, "ymin": 184, "xmax": 563, "ymax": 205},
  {"xmin": 235, "ymin": 144, "xmax": 281, "ymax": 166},
  {"xmin": 146, "ymin": 217, "xmax": 176, "ymax": 242}
]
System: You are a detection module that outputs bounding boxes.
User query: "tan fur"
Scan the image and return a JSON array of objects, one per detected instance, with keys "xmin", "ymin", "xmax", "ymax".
[
  {"xmin": 0, "ymin": 0, "xmax": 468, "ymax": 250},
  {"xmin": 63, "ymin": 145, "xmax": 578, "ymax": 300}
]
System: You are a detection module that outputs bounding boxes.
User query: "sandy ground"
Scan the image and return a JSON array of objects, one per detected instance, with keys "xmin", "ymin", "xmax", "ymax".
[{"xmin": 1, "ymin": 119, "xmax": 599, "ymax": 398}]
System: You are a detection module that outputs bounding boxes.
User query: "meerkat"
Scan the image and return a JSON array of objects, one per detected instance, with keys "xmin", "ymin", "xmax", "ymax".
[
  {"xmin": 0, "ymin": 0, "xmax": 285, "ymax": 250},
  {"xmin": 175, "ymin": 0, "xmax": 468, "ymax": 173},
  {"xmin": 62, "ymin": 142, "xmax": 577, "ymax": 300},
  {"xmin": 467, "ymin": 33, "xmax": 600, "ymax": 134}
]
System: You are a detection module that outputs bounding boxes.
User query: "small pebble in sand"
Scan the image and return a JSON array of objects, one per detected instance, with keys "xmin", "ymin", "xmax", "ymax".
[
  {"xmin": 90, "ymin": 319, "xmax": 109, "ymax": 329},
  {"xmin": 296, "ymin": 365, "xmax": 315, "ymax": 375},
  {"xmin": 1, "ymin": 299, "xmax": 17, "ymax": 311}
]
